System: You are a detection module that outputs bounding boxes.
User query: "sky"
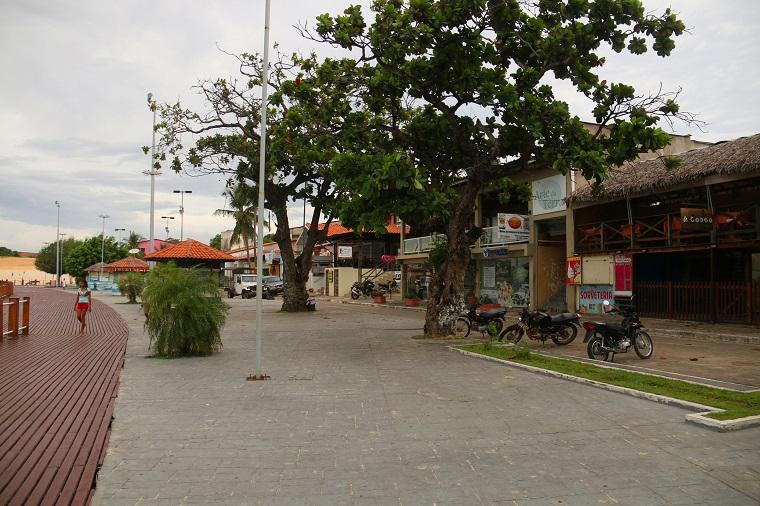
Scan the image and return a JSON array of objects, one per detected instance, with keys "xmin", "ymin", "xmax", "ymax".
[{"xmin": 1, "ymin": 0, "xmax": 759, "ymax": 252}]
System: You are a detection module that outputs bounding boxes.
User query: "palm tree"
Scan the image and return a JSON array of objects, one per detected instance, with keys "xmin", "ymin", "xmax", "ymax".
[
  {"xmin": 214, "ymin": 183, "xmax": 266, "ymax": 271},
  {"xmin": 126, "ymin": 231, "xmax": 144, "ymax": 250}
]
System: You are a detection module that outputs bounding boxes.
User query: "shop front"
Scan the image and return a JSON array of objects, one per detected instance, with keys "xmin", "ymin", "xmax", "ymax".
[{"xmin": 478, "ymin": 254, "xmax": 530, "ymax": 307}]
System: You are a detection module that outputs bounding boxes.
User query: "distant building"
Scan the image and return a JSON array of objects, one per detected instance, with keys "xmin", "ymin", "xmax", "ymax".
[{"xmin": 136, "ymin": 239, "xmax": 171, "ymax": 255}]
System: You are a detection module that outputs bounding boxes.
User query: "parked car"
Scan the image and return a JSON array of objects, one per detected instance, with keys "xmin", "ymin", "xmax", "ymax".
[{"xmin": 241, "ymin": 276, "xmax": 284, "ymax": 299}]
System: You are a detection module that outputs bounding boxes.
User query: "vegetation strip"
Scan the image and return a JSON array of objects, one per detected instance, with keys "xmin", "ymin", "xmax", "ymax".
[{"xmin": 456, "ymin": 344, "xmax": 760, "ymax": 422}]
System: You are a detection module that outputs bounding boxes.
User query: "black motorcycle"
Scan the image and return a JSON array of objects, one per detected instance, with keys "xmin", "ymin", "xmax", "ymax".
[
  {"xmin": 582, "ymin": 300, "xmax": 653, "ymax": 361},
  {"xmin": 453, "ymin": 305, "xmax": 508, "ymax": 338},
  {"xmin": 350, "ymin": 279, "xmax": 375, "ymax": 299},
  {"xmin": 498, "ymin": 308, "xmax": 580, "ymax": 345}
]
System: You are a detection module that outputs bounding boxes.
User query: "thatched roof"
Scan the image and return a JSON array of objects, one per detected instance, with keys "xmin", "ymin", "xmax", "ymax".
[{"xmin": 569, "ymin": 133, "xmax": 760, "ymax": 204}]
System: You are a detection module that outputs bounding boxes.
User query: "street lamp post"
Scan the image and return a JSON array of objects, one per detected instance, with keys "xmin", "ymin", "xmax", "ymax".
[
  {"xmin": 114, "ymin": 228, "xmax": 126, "ymax": 244},
  {"xmin": 161, "ymin": 216, "xmax": 175, "ymax": 240},
  {"xmin": 98, "ymin": 214, "xmax": 109, "ymax": 285},
  {"xmin": 55, "ymin": 201, "xmax": 61, "ymax": 287},
  {"xmin": 144, "ymin": 93, "xmax": 161, "ymax": 254},
  {"xmin": 58, "ymin": 233, "xmax": 67, "ymax": 285},
  {"xmin": 247, "ymin": 0, "xmax": 272, "ymax": 382},
  {"xmin": 172, "ymin": 190, "xmax": 192, "ymax": 241}
]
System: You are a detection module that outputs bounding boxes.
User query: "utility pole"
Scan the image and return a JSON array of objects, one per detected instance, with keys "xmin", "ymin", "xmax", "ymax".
[
  {"xmin": 247, "ymin": 0, "xmax": 271, "ymax": 382},
  {"xmin": 173, "ymin": 190, "xmax": 192, "ymax": 241},
  {"xmin": 145, "ymin": 93, "xmax": 161, "ymax": 253},
  {"xmin": 55, "ymin": 201, "xmax": 61, "ymax": 287},
  {"xmin": 98, "ymin": 214, "xmax": 109, "ymax": 285},
  {"xmin": 58, "ymin": 233, "xmax": 67, "ymax": 285}
]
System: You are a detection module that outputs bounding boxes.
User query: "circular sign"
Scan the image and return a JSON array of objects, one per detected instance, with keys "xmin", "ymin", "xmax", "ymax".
[{"xmin": 128, "ymin": 248, "xmax": 140, "ymax": 254}]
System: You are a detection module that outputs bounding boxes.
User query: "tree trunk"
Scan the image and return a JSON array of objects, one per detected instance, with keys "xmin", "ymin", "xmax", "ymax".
[
  {"xmin": 424, "ymin": 183, "xmax": 482, "ymax": 336},
  {"xmin": 272, "ymin": 206, "xmax": 309, "ymax": 312},
  {"xmin": 243, "ymin": 236, "xmax": 253, "ymax": 272}
]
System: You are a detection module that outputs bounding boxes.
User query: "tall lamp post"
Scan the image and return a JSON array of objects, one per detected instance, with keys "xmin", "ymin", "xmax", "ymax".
[
  {"xmin": 98, "ymin": 214, "xmax": 109, "ymax": 286},
  {"xmin": 55, "ymin": 201, "xmax": 61, "ymax": 287},
  {"xmin": 58, "ymin": 233, "xmax": 67, "ymax": 285},
  {"xmin": 114, "ymin": 228, "xmax": 126, "ymax": 244},
  {"xmin": 247, "ymin": 0, "xmax": 272, "ymax": 382},
  {"xmin": 172, "ymin": 190, "xmax": 192, "ymax": 241},
  {"xmin": 161, "ymin": 216, "xmax": 175, "ymax": 240},
  {"xmin": 144, "ymin": 93, "xmax": 161, "ymax": 254}
]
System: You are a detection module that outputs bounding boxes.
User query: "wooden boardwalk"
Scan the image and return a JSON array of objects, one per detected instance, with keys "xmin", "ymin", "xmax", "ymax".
[{"xmin": 0, "ymin": 288, "xmax": 128, "ymax": 505}]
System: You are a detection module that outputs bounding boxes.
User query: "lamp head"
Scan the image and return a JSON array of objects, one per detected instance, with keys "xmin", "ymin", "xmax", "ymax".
[{"xmin": 147, "ymin": 92, "xmax": 153, "ymax": 104}]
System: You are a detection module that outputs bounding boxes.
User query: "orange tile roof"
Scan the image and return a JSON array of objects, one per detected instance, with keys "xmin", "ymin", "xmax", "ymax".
[
  {"xmin": 144, "ymin": 239, "xmax": 235, "ymax": 261},
  {"xmin": 103, "ymin": 257, "xmax": 149, "ymax": 273},
  {"xmin": 315, "ymin": 222, "xmax": 409, "ymax": 237}
]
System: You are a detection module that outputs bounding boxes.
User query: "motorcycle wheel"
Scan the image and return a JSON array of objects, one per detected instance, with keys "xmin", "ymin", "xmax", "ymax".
[
  {"xmin": 499, "ymin": 324, "xmax": 523, "ymax": 344},
  {"xmin": 350, "ymin": 288, "xmax": 360, "ymax": 300},
  {"xmin": 551, "ymin": 322, "xmax": 578, "ymax": 346},
  {"xmin": 452, "ymin": 317, "xmax": 471, "ymax": 338},
  {"xmin": 633, "ymin": 330, "xmax": 654, "ymax": 359},
  {"xmin": 587, "ymin": 334, "xmax": 609, "ymax": 361}
]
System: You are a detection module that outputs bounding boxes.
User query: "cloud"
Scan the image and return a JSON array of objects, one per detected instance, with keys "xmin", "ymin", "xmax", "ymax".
[{"xmin": 1, "ymin": 0, "xmax": 759, "ymax": 252}]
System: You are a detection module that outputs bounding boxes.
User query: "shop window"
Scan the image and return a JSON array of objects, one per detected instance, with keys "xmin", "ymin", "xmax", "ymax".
[{"xmin": 480, "ymin": 257, "xmax": 530, "ymax": 307}]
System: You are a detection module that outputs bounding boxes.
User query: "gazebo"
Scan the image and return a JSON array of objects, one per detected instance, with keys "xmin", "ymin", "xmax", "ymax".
[
  {"xmin": 144, "ymin": 239, "xmax": 235, "ymax": 270},
  {"xmin": 84, "ymin": 262, "xmax": 110, "ymax": 284},
  {"xmin": 103, "ymin": 257, "xmax": 149, "ymax": 283}
]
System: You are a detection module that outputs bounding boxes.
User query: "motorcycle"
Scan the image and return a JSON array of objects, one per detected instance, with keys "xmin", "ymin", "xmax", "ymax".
[
  {"xmin": 498, "ymin": 308, "xmax": 581, "ymax": 345},
  {"xmin": 350, "ymin": 279, "xmax": 375, "ymax": 299},
  {"xmin": 453, "ymin": 305, "xmax": 508, "ymax": 338},
  {"xmin": 582, "ymin": 300, "xmax": 653, "ymax": 361}
]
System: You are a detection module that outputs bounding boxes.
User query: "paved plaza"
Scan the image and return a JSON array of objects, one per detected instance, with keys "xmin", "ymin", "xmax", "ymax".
[{"xmin": 90, "ymin": 296, "xmax": 760, "ymax": 505}]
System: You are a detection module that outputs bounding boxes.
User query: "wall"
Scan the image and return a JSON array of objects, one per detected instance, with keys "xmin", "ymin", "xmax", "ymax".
[{"xmin": 324, "ymin": 267, "xmax": 360, "ymax": 298}]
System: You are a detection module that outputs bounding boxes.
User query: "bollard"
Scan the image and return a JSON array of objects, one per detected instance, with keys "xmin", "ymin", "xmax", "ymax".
[
  {"xmin": 8, "ymin": 297, "xmax": 19, "ymax": 338},
  {"xmin": 21, "ymin": 296, "xmax": 30, "ymax": 336},
  {"xmin": 0, "ymin": 299, "xmax": 4, "ymax": 342}
]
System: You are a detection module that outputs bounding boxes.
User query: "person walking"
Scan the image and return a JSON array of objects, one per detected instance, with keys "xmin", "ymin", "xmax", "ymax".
[{"xmin": 74, "ymin": 279, "xmax": 92, "ymax": 335}]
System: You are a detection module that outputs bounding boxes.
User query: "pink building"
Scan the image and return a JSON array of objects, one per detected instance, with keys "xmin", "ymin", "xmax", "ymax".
[{"xmin": 136, "ymin": 239, "xmax": 171, "ymax": 254}]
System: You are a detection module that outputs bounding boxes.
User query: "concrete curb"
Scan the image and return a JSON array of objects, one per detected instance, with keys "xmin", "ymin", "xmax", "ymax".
[
  {"xmin": 341, "ymin": 300, "xmax": 426, "ymax": 311},
  {"xmin": 449, "ymin": 346, "xmax": 760, "ymax": 432}
]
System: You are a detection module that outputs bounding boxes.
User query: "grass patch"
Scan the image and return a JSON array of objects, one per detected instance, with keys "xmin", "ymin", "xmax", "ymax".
[{"xmin": 458, "ymin": 344, "xmax": 760, "ymax": 421}]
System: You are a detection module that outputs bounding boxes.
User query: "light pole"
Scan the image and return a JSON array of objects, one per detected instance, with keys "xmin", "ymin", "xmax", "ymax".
[
  {"xmin": 247, "ymin": 0, "xmax": 271, "ymax": 382},
  {"xmin": 55, "ymin": 201, "xmax": 61, "ymax": 287},
  {"xmin": 114, "ymin": 228, "xmax": 126, "ymax": 244},
  {"xmin": 161, "ymin": 216, "xmax": 175, "ymax": 240},
  {"xmin": 172, "ymin": 190, "xmax": 192, "ymax": 241},
  {"xmin": 98, "ymin": 214, "xmax": 109, "ymax": 285},
  {"xmin": 58, "ymin": 233, "xmax": 67, "ymax": 285},
  {"xmin": 144, "ymin": 93, "xmax": 161, "ymax": 254}
]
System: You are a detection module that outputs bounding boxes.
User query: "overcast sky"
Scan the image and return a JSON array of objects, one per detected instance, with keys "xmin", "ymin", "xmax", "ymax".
[{"xmin": 1, "ymin": 0, "xmax": 759, "ymax": 252}]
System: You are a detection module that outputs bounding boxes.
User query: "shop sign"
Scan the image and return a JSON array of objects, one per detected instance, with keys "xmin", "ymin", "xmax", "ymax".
[
  {"xmin": 579, "ymin": 284, "xmax": 614, "ymax": 314},
  {"xmin": 566, "ymin": 256, "xmax": 582, "ymax": 285},
  {"xmin": 681, "ymin": 207, "xmax": 713, "ymax": 232},
  {"xmin": 497, "ymin": 213, "xmax": 529, "ymax": 243},
  {"xmin": 532, "ymin": 174, "xmax": 567, "ymax": 215},
  {"xmin": 264, "ymin": 252, "xmax": 274, "ymax": 264},
  {"xmin": 338, "ymin": 245, "xmax": 353, "ymax": 258},
  {"xmin": 614, "ymin": 253, "xmax": 632, "ymax": 296},
  {"xmin": 483, "ymin": 247, "xmax": 509, "ymax": 258}
]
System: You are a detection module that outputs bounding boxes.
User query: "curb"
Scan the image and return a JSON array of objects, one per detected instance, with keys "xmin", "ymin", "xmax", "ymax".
[
  {"xmin": 449, "ymin": 346, "xmax": 760, "ymax": 432},
  {"xmin": 341, "ymin": 300, "xmax": 426, "ymax": 311}
]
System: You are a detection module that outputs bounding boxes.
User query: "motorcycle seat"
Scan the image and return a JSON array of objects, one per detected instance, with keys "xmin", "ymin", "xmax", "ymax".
[
  {"xmin": 591, "ymin": 321, "xmax": 625, "ymax": 332},
  {"xmin": 550, "ymin": 312, "xmax": 578, "ymax": 323},
  {"xmin": 480, "ymin": 308, "xmax": 506, "ymax": 317}
]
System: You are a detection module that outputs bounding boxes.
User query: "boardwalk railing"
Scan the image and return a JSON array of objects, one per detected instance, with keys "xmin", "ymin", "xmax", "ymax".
[
  {"xmin": 636, "ymin": 281, "xmax": 759, "ymax": 323},
  {"xmin": 1, "ymin": 296, "xmax": 30, "ymax": 341}
]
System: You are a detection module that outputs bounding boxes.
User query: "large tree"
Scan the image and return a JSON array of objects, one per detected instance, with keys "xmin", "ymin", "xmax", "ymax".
[
  {"xmin": 310, "ymin": 0, "xmax": 698, "ymax": 335},
  {"xmin": 64, "ymin": 236, "xmax": 127, "ymax": 279},
  {"xmin": 35, "ymin": 238, "xmax": 81, "ymax": 274},
  {"xmin": 157, "ymin": 52, "xmax": 368, "ymax": 311}
]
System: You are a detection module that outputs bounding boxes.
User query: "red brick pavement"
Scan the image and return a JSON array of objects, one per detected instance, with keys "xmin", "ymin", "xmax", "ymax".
[{"xmin": 0, "ymin": 288, "xmax": 128, "ymax": 505}]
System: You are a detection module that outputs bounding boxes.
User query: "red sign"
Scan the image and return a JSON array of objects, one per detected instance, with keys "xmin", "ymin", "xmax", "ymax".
[
  {"xmin": 614, "ymin": 253, "xmax": 632, "ymax": 296},
  {"xmin": 566, "ymin": 256, "xmax": 582, "ymax": 285}
]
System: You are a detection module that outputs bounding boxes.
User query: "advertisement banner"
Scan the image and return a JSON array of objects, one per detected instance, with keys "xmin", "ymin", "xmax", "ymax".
[
  {"xmin": 566, "ymin": 256, "xmax": 582, "ymax": 285},
  {"xmin": 579, "ymin": 285, "xmax": 614, "ymax": 314},
  {"xmin": 337, "ymin": 246, "xmax": 353, "ymax": 259},
  {"xmin": 531, "ymin": 174, "xmax": 567, "ymax": 215},
  {"xmin": 614, "ymin": 253, "xmax": 633, "ymax": 296},
  {"xmin": 497, "ymin": 213, "xmax": 530, "ymax": 243}
]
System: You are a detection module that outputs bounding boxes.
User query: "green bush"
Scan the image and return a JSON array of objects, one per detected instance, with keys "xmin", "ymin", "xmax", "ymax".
[
  {"xmin": 118, "ymin": 272, "xmax": 145, "ymax": 303},
  {"xmin": 141, "ymin": 264, "xmax": 229, "ymax": 357}
]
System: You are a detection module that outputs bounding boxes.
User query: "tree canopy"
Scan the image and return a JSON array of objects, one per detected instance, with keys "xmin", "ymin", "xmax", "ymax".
[{"xmin": 64, "ymin": 236, "xmax": 128, "ymax": 279}]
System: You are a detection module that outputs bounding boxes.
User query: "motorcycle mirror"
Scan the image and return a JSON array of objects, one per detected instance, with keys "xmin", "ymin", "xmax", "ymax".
[{"xmin": 602, "ymin": 300, "xmax": 611, "ymax": 306}]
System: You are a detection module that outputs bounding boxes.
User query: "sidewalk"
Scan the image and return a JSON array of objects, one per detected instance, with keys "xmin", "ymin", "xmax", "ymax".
[
  {"xmin": 93, "ymin": 296, "xmax": 760, "ymax": 505},
  {"xmin": 341, "ymin": 298, "xmax": 760, "ymax": 345}
]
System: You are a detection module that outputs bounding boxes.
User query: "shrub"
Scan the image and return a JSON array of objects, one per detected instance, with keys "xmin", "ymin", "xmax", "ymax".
[
  {"xmin": 118, "ymin": 272, "xmax": 145, "ymax": 303},
  {"xmin": 141, "ymin": 264, "xmax": 229, "ymax": 357}
]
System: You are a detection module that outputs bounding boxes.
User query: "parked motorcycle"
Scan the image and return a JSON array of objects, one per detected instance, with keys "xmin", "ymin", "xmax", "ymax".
[
  {"xmin": 350, "ymin": 279, "xmax": 375, "ymax": 299},
  {"xmin": 582, "ymin": 300, "xmax": 653, "ymax": 361},
  {"xmin": 498, "ymin": 308, "xmax": 581, "ymax": 345},
  {"xmin": 453, "ymin": 305, "xmax": 508, "ymax": 338}
]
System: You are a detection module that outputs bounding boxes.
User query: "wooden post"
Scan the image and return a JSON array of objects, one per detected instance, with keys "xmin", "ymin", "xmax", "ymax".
[
  {"xmin": 8, "ymin": 297, "xmax": 19, "ymax": 338},
  {"xmin": 667, "ymin": 281, "xmax": 673, "ymax": 316},
  {"xmin": 21, "ymin": 296, "xmax": 30, "ymax": 335},
  {"xmin": 710, "ymin": 248, "xmax": 717, "ymax": 323},
  {"xmin": 0, "ymin": 298, "xmax": 4, "ymax": 342}
]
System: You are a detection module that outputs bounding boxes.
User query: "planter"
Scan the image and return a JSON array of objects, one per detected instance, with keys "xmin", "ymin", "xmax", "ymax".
[
  {"xmin": 404, "ymin": 298, "xmax": 420, "ymax": 307},
  {"xmin": 373, "ymin": 296, "xmax": 387, "ymax": 304}
]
